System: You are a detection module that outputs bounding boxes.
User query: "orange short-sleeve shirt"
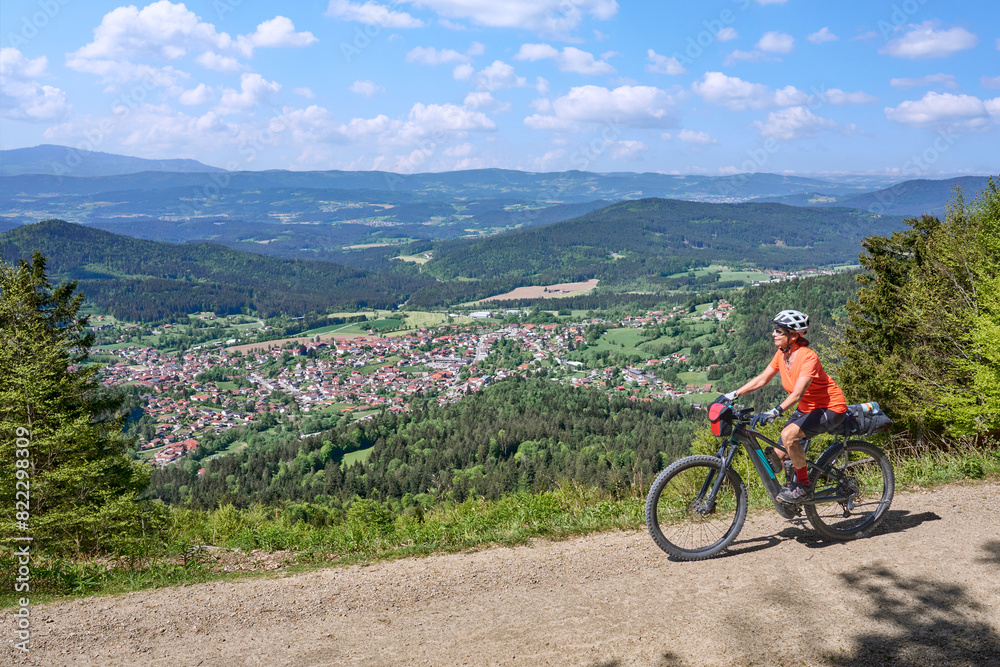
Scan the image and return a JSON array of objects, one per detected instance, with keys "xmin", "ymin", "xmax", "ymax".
[{"xmin": 769, "ymin": 345, "xmax": 847, "ymax": 414}]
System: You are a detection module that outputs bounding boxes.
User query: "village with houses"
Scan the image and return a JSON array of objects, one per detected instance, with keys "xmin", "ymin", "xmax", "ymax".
[{"xmin": 99, "ymin": 300, "xmax": 736, "ymax": 467}]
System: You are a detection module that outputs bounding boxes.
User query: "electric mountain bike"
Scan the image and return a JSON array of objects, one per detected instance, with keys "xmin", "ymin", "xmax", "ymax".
[{"xmin": 645, "ymin": 402, "xmax": 895, "ymax": 560}]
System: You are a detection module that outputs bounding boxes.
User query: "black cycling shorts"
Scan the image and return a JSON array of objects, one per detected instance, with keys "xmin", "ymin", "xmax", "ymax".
[{"xmin": 785, "ymin": 408, "xmax": 846, "ymax": 438}]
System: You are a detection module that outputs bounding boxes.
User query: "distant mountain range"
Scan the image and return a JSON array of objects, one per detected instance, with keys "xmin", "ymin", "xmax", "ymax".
[
  {"xmin": 0, "ymin": 145, "xmax": 224, "ymax": 177},
  {"xmin": 753, "ymin": 176, "xmax": 992, "ymax": 216}
]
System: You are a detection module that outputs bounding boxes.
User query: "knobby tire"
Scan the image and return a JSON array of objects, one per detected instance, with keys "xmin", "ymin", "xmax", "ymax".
[
  {"xmin": 805, "ymin": 440, "xmax": 894, "ymax": 540},
  {"xmin": 645, "ymin": 455, "xmax": 748, "ymax": 561}
]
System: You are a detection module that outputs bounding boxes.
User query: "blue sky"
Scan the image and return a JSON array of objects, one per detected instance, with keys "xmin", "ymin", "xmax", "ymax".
[{"xmin": 1, "ymin": 0, "xmax": 997, "ymax": 177}]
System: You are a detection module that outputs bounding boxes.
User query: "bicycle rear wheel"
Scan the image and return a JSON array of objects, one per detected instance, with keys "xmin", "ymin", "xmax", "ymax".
[
  {"xmin": 645, "ymin": 455, "xmax": 747, "ymax": 560},
  {"xmin": 805, "ymin": 440, "xmax": 894, "ymax": 540}
]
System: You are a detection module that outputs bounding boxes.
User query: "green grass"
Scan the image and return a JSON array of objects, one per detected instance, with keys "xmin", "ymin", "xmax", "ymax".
[{"xmin": 342, "ymin": 447, "xmax": 374, "ymax": 466}]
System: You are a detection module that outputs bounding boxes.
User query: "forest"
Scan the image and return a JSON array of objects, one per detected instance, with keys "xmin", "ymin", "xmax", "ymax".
[{"xmin": 148, "ymin": 377, "xmax": 705, "ymax": 510}]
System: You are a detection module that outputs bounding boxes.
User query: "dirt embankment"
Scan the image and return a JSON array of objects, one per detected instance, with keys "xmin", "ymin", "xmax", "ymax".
[{"xmin": 8, "ymin": 482, "xmax": 1000, "ymax": 666}]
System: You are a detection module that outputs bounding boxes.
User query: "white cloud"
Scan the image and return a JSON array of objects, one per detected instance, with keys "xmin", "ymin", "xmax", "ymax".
[
  {"xmin": 0, "ymin": 49, "xmax": 69, "ymax": 121},
  {"xmin": 195, "ymin": 51, "xmax": 245, "ymax": 74},
  {"xmin": 610, "ymin": 140, "xmax": 646, "ymax": 159},
  {"xmin": 67, "ymin": 2, "xmax": 314, "ymax": 86},
  {"xmin": 444, "ymin": 142, "xmax": 474, "ymax": 157},
  {"xmin": 349, "ymin": 80, "xmax": 384, "ymax": 96},
  {"xmin": 881, "ymin": 21, "xmax": 978, "ymax": 59},
  {"xmin": 515, "ymin": 44, "xmax": 615, "ymax": 75},
  {"xmin": 757, "ymin": 31, "xmax": 794, "ymax": 53},
  {"xmin": 406, "ymin": 46, "xmax": 469, "ymax": 65},
  {"xmin": 754, "ymin": 0, "xmax": 788, "ymax": 4},
  {"xmin": 807, "ymin": 27, "xmax": 838, "ymax": 44},
  {"xmin": 178, "ymin": 83, "xmax": 213, "ymax": 105},
  {"xmin": 325, "ymin": 0, "xmax": 424, "ymax": 28},
  {"xmin": 463, "ymin": 91, "xmax": 510, "ymax": 112},
  {"xmin": 754, "ymin": 106, "xmax": 842, "ymax": 140},
  {"xmin": 646, "ymin": 49, "xmax": 687, "ymax": 75},
  {"xmin": 214, "ymin": 73, "xmax": 281, "ymax": 115},
  {"xmin": 677, "ymin": 129, "xmax": 717, "ymax": 145},
  {"xmin": 983, "ymin": 76, "xmax": 1000, "ymax": 90},
  {"xmin": 474, "ymin": 60, "xmax": 527, "ymax": 91},
  {"xmin": 295, "ymin": 87, "xmax": 316, "ymax": 99},
  {"xmin": 393, "ymin": 0, "xmax": 618, "ymax": 35},
  {"xmin": 234, "ymin": 16, "xmax": 317, "ymax": 56},
  {"xmin": 822, "ymin": 88, "xmax": 878, "ymax": 105},
  {"xmin": 525, "ymin": 84, "xmax": 677, "ymax": 129},
  {"xmin": 890, "ymin": 74, "xmax": 959, "ymax": 90},
  {"xmin": 453, "ymin": 64, "xmax": 474, "ymax": 80},
  {"xmin": 885, "ymin": 91, "xmax": 1000, "ymax": 131},
  {"xmin": 717, "ymin": 27, "xmax": 738, "ymax": 42},
  {"xmin": 692, "ymin": 72, "xmax": 803, "ymax": 110}
]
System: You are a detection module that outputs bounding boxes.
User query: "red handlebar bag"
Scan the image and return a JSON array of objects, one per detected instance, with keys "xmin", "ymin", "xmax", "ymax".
[{"xmin": 708, "ymin": 403, "xmax": 733, "ymax": 437}]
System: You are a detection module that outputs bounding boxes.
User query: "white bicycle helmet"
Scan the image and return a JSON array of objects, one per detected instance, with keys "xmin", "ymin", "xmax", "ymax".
[{"xmin": 771, "ymin": 309, "xmax": 809, "ymax": 333}]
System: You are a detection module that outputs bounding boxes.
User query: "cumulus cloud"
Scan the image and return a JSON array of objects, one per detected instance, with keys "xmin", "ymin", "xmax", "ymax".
[
  {"xmin": 756, "ymin": 31, "xmax": 794, "ymax": 53},
  {"xmin": 807, "ymin": 27, "xmax": 838, "ymax": 44},
  {"xmin": 195, "ymin": 51, "xmax": 245, "ymax": 74},
  {"xmin": 214, "ymin": 73, "xmax": 281, "ymax": 115},
  {"xmin": 754, "ymin": 106, "xmax": 844, "ymax": 140},
  {"xmin": 0, "ymin": 48, "xmax": 69, "ymax": 121},
  {"xmin": 393, "ymin": 0, "xmax": 618, "ymax": 35},
  {"xmin": 885, "ymin": 91, "xmax": 1000, "ymax": 131},
  {"xmin": 295, "ymin": 87, "xmax": 316, "ymax": 99},
  {"xmin": 881, "ymin": 21, "xmax": 978, "ymax": 59},
  {"xmin": 717, "ymin": 27, "xmax": 738, "ymax": 42},
  {"xmin": 178, "ymin": 83, "xmax": 213, "ymax": 105},
  {"xmin": 890, "ymin": 74, "xmax": 959, "ymax": 89},
  {"xmin": 453, "ymin": 64, "xmax": 474, "ymax": 80},
  {"xmin": 525, "ymin": 84, "xmax": 677, "ymax": 130},
  {"xmin": 325, "ymin": 0, "xmax": 424, "ymax": 28},
  {"xmin": 463, "ymin": 91, "xmax": 510, "ymax": 112},
  {"xmin": 677, "ymin": 129, "xmax": 717, "ymax": 145},
  {"xmin": 610, "ymin": 140, "xmax": 646, "ymax": 159},
  {"xmin": 349, "ymin": 80, "xmax": 384, "ymax": 96},
  {"xmin": 474, "ymin": 61, "xmax": 527, "ymax": 91},
  {"xmin": 821, "ymin": 88, "xmax": 878, "ymax": 105},
  {"xmin": 983, "ymin": 76, "xmax": 1000, "ymax": 90},
  {"xmin": 646, "ymin": 49, "xmax": 687, "ymax": 75},
  {"xmin": 692, "ymin": 72, "xmax": 806, "ymax": 111},
  {"xmin": 515, "ymin": 44, "xmax": 615, "ymax": 75},
  {"xmin": 406, "ymin": 46, "xmax": 470, "ymax": 65},
  {"xmin": 67, "ymin": 1, "xmax": 315, "ymax": 85}
]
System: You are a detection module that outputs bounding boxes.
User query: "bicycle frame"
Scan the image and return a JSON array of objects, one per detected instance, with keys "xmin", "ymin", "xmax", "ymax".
[{"xmin": 714, "ymin": 421, "xmax": 853, "ymax": 519}]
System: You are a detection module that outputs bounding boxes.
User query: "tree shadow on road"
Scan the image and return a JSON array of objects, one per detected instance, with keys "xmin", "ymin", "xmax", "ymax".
[
  {"xmin": 828, "ymin": 549, "xmax": 1000, "ymax": 667},
  {"xmin": 589, "ymin": 651, "xmax": 688, "ymax": 667},
  {"xmin": 977, "ymin": 540, "xmax": 1000, "ymax": 567}
]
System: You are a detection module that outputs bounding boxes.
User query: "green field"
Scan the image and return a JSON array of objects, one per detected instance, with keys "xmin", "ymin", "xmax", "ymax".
[{"xmin": 343, "ymin": 447, "xmax": 374, "ymax": 466}]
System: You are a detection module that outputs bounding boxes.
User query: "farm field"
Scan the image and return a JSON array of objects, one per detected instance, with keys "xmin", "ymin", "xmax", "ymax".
[{"xmin": 477, "ymin": 279, "xmax": 599, "ymax": 303}]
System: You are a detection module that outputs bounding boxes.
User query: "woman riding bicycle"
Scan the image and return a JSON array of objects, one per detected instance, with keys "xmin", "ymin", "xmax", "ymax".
[{"xmin": 723, "ymin": 310, "xmax": 848, "ymax": 503}]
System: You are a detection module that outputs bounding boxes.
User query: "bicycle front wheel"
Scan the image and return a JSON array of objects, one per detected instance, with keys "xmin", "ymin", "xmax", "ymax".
[
  {"xmin": 805, "ymin": 440, "xmax": 894, "ymax": 540},
  {"xmin": 645, "ymin": 455, "xmax": 748, "ymax": 560}
]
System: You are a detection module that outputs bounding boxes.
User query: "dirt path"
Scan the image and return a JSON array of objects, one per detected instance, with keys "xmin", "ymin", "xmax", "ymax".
[{"xmin": 8, "ymin": 482, "xmax": 1000, "ymax": 666}]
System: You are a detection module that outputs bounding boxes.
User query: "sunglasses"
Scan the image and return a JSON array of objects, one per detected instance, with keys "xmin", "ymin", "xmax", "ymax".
[{"xmin": 772, "ymin": 328, "xmax": 792, "ymax": 336}]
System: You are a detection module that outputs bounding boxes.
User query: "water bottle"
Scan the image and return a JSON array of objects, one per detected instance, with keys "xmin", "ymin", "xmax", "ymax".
[{"xmin": 763, "ymin": 446, "xmax": 782, "ymax": 474}]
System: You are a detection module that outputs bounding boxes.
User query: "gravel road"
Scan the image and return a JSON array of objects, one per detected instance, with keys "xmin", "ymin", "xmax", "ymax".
[{"xmin": 7, "ymin": 482, "xmax": 1000, "ymax": 666}]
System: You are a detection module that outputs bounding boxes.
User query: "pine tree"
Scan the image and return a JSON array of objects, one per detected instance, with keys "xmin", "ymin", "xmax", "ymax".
[{"xmin": 1, "ymin": 253, "xmax": 162, "ymax": 555}]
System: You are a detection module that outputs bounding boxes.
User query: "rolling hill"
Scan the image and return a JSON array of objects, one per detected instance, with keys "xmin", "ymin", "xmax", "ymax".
[
  {"xmin": 425, "ymin": 198, "xmax": 908, "ymax": 284},
  {"xmin": 0, "ymin": 220, "xmax": 432, "ymax": 321}
]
